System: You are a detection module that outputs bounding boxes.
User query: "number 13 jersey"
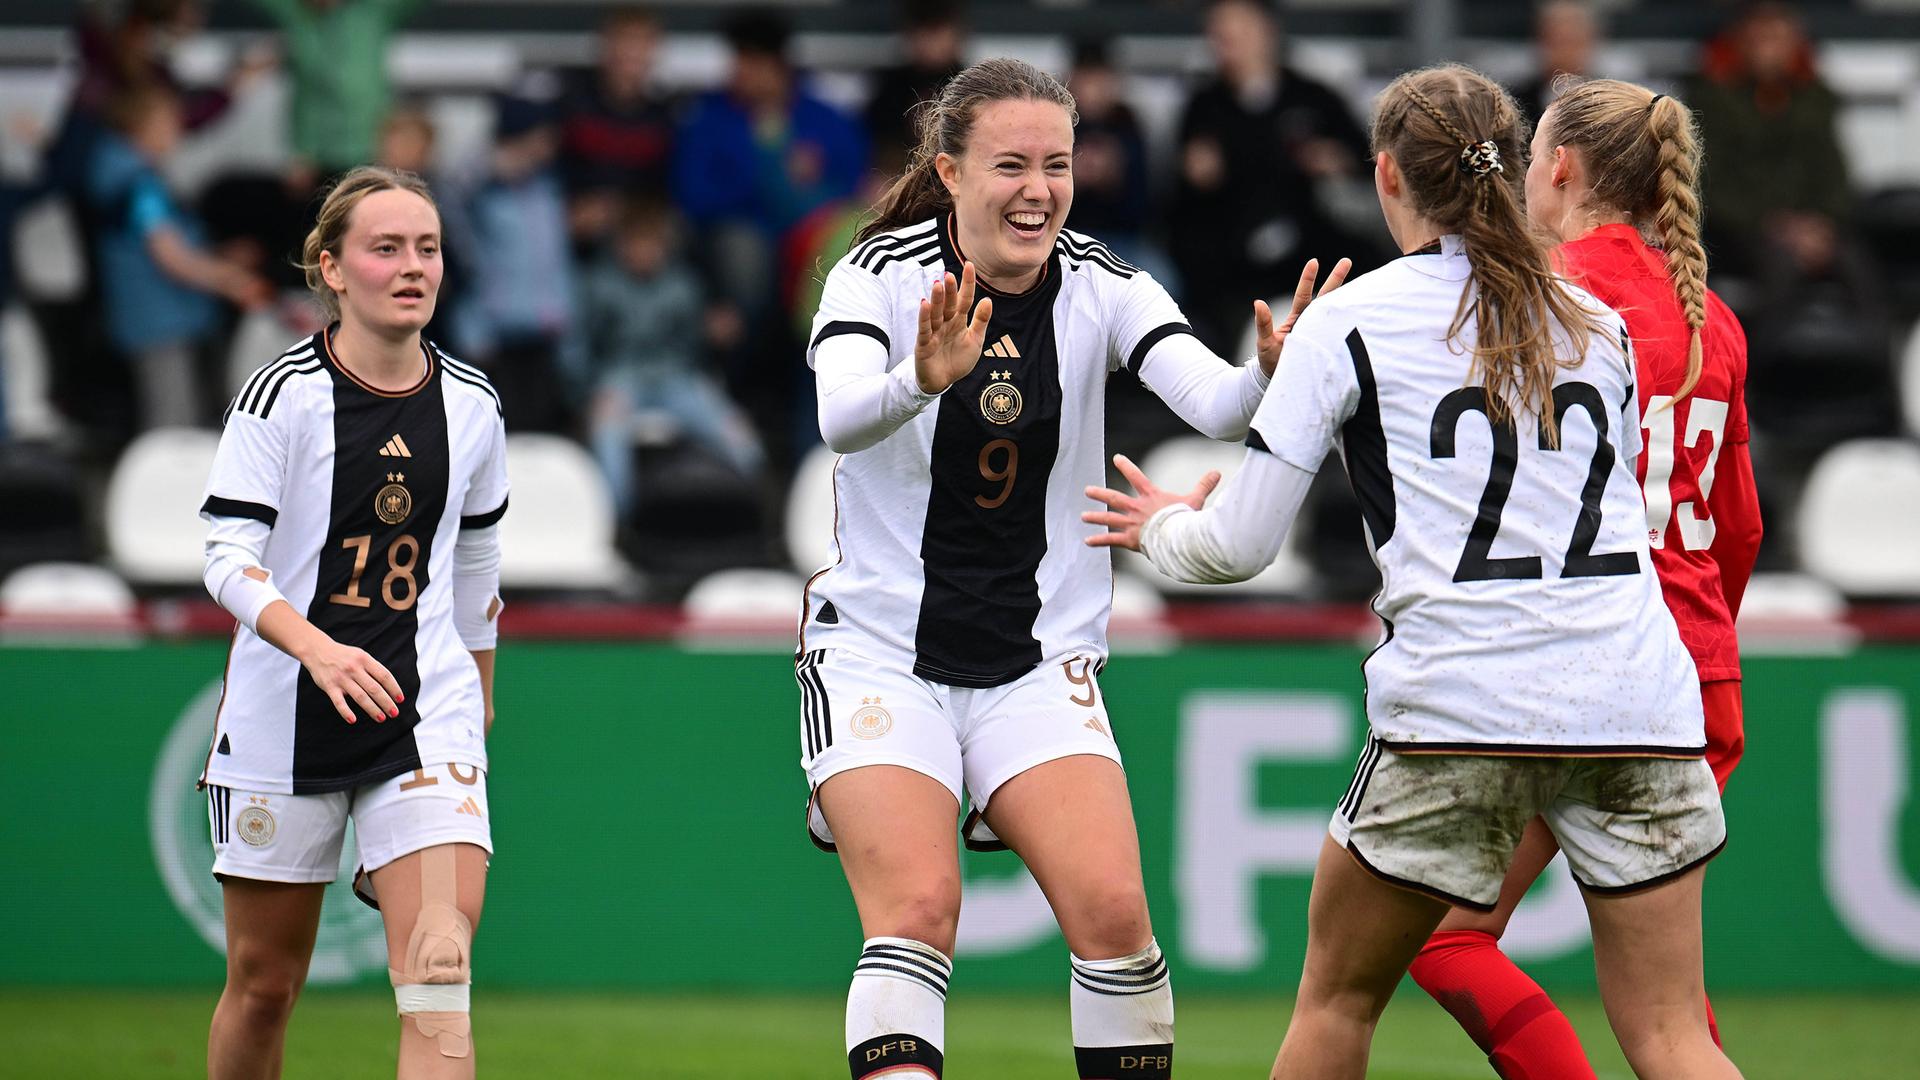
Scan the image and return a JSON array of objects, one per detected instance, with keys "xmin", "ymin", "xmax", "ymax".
[
  {"xmin": 1250, "ymin": 237, "xmax": 1702, "ymax": 754},
  {"xmin": 199, "ymin": 330, "xmax": 509, "ymax": 794}
]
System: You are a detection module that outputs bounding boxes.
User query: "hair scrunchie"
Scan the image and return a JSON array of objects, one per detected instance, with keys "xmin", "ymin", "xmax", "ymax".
[{"xmin": 1458, "ymin": 140, "xmax": 1503, "ymax": 177}]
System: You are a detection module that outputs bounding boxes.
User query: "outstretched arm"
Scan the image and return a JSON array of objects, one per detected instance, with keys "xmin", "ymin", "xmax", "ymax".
[{"xmin": 1084, "ymin": 450, "xmax": 1315, "ymax": 584}]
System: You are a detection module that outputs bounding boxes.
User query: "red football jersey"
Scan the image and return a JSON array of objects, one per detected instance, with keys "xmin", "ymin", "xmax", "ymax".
[{"xmin": 1558, "ymin": 224, "xmax": 1763, "ymax": 682}]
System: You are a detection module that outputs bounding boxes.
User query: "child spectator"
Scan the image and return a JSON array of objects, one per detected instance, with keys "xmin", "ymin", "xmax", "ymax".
[
  {"xmin": 86, "ymin": 85, "xmax": 269, "ymax": 430},
  {"xmin": 446, "ymin": 92, "xmax": 574, "ymax": 433},
  {"xmin": 572, "ymin": 197, "xmax": 764, "ymax": 518}
]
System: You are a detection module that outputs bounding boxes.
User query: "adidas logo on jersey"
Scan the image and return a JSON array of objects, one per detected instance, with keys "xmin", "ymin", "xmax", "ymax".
[
  {"xmin": 1084, "ymin": 717, "xmax": 1108, "ymax": 736},
  {"xmin": 378, "ymin": 434, "xmax": 413, "ymax": 458},
  {"xmin": 455, "ymin": 796, "xmax": 484, "ymax": 818},
  {"xmin": 983, "ymin": 334, "xmax": 1020, "ymax": 360}
]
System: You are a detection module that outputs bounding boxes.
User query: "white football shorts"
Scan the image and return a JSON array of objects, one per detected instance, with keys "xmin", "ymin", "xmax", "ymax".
[
  {"xmin": 207, "ymin": 762, "xmax": 493, "ymax": 896},
  {"xmin": 796, "ymin": 647, "xmax": 1123, "ymax": 852},
  {"xmin": 1329, "ymin": 739, "xmax": 1726, "ymax": 910}
]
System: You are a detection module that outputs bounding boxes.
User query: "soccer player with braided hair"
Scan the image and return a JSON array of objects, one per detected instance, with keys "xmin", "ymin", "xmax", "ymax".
[
  {"xmin": 1085, "ymin": 65, "xmax": 1740, "ymax": 1079},
  {"xmin": 1407, "ymin": 78, "xmax": 1762, "ymax": 1078}
]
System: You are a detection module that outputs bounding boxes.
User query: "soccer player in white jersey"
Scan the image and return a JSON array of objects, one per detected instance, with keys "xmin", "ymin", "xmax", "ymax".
[
  {"xmin": 198, "ymin": 166, "xmax": 507, "ymax": 1080},
  {"xmin": 800, "ymin": 58, "xmax": 1344, "ymax": 1080},
  {"xmin": 1086, "ymin": 66, "xmax": 1740, "ymax": 1079}
]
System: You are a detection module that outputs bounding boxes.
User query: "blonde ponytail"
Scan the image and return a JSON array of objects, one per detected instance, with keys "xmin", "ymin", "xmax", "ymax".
[
  {"xmin": 1374, "ymin": 66, "xmax": 1603, "ymax": 445},
  {"xmin": 1544, "ymin": 80, "xmax": 1710, "ymax": 404}
]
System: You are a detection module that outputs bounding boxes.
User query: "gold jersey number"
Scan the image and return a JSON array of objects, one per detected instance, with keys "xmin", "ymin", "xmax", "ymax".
[{"xmin": 328, "ymin": 533, "xmax": 421, "ymax": 611}]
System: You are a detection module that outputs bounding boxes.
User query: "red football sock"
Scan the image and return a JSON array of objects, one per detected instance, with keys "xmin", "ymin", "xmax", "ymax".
[
  {"xmin": 1409, "ymin": 929, "xmax": 1597, "ymax": 1080},
  {"xmin": 1704, "ymin": 992, "xmax": 1721, "ymax": 1048}
]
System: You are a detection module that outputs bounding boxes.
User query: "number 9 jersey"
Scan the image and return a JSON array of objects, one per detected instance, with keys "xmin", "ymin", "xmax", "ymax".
[
  {"xmin": 1249, "ymin": 237, "xmax": 1702, "ymax": 755},
  {"xmin": 199, "ymin": 330, "xmax": 509, "ymax": 794}
]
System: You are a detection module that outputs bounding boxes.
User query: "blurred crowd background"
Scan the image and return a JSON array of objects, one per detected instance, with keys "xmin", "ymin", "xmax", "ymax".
[{"xmin": 0, "ymin": 0, "xmax": 1916, "ymax": 616}]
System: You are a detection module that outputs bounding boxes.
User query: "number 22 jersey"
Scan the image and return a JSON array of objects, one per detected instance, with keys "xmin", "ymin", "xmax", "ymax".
[
  {"xmin": 199, "ymin": 330, "xmax": 509, "ymax": 794},
  {"xmin": 1251, "ymin": 237, "xmax": 1702, "ymax": 754}
]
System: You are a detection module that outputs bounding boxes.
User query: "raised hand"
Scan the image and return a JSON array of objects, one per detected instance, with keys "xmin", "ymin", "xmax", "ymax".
[
  {"xmin": 913, "ymin": 262, "xmax": 994, "ymax": 395},
  {"xmin": 1083, "ymin": 453, "xmax": 1221, "ymax": 552},
  {"xmin": 1253, "ymin": 256, "xmax": 1352, "ymax": 376}
]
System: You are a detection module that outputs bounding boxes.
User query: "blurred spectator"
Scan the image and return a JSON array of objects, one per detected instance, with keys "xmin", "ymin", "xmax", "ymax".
[
  {"xmin": 1064, "ymin": 38, "xmax": 1175, "ymax": 289},
  {"xmin": 1688, "ymin": 1, "xmax": 1852, "ymax": 284},
  {"xmin": 85, "ymin": 86, "xmax": 270, "ymax": 430},
  {"xmin": 446, "ymin": 93, "xmax": 574, "ymax": 434},
  {"xmin": 1509, "ymin": 0, "xmax": 1601, "ymax": 128},
  {"xmin": 376, "ymin": 101, "xmax": 436, "ymax": 175},
  {"xmin": 572, "ymin": 197, "xmax": 764, "ymax": 519},
  {"xmin": 558, "ymin": 5, "xmax": 678, "ymax": 247},
  {"xmin": 49, "ymin": 0, "xmax": 268, "ymax": 192},
  {"xmin": 672, "ymin": 9, "xmax": 866, "ymax": 458},
  {"xmin": 863, "ymin": 0, "xmax": 967, "ymax": 175},
  {"xmin": 248, "ymin": 0, "xmax": 425, "ymax": 179},
  {"xmin": 1170, "ymin": 0, "xmax": 1375, "ymax": 354}
]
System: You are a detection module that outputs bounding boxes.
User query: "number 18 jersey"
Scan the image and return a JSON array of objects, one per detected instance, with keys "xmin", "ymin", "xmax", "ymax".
[
  {"xmin": 199, "ymin": 330, "xmax": 509, "ymax": 794},
  {"xmin": 1251, "ymin": 238, "xmax": 1702, "ymax": 754}
]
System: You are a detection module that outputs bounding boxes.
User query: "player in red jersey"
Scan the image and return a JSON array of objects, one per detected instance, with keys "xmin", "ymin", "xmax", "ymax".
[{"xmin": 1406, "ymin": 78, "xmax": 1763, "ymax": 1077}]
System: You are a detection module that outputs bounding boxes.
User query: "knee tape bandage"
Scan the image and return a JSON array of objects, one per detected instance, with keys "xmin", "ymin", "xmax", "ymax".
[{"xmin": 389, "ymin": 846, "xmax": 473, "ymax": 1059}]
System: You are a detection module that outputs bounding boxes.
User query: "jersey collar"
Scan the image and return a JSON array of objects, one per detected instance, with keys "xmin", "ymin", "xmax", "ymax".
[{"xmin": 322, "ymin": 324, "xmax": 436, "ymax": 398}]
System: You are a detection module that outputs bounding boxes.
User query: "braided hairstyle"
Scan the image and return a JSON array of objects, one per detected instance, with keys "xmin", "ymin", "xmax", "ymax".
[
  {"xmin": 856, "ymin": 57, "xmax": 1078, "ymax": 244},
  {"xmin": 1372, "ymin": 65, "xmax": 1606, "ymax": 444},
  {"xmin": 1544, "ymin": 79, "xmax": 1710, "ymax": 403}
]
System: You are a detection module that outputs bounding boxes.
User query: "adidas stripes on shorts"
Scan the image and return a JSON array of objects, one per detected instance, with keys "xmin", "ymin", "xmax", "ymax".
[
  {"xmin": 208, "ymin": 762, "xmax": 493, "ymax": 891},
  {"xmin": 798, "ymin": 647, "xmax": 1124, "ymax": 851}
]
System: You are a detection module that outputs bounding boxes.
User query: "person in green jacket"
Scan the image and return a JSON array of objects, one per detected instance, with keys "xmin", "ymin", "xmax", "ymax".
[{"xmin": 251, "ymin": 0, "xmax": 427, "ymax": 177}]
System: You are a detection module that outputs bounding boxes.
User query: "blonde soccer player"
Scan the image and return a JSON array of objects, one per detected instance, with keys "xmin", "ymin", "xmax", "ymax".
[
  {"xmin": 797, "ymin": 57, "xmax": 1344, "ymax": 1079},
  {"xmin": 1086, "ymin": 66, "xmax": 1740, "ymax": 1080},
  {"xmin": 198, "ymin": 166, "xmax": 506, "ymax": 1080}
]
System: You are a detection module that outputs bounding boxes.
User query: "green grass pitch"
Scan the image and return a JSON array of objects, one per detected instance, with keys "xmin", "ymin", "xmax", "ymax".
[{"xmin": 5, "ymin": 988, "xmax": 1913, "ymax": 1077}]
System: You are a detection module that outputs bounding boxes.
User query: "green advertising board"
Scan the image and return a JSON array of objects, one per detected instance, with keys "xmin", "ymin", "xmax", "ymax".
[{"xmin": 3, "ymin": 641, "xmax": 1917, "ymax": 992}]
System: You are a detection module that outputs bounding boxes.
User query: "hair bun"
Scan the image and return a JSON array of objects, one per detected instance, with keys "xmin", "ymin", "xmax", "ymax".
[{"xmin": 1458, "ymin": 140, "xmax": 1503, "ymax": 176}]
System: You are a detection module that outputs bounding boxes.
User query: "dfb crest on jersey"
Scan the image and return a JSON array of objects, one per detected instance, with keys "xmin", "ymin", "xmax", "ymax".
[
  {"xmin": 851, "ymin": 697, "xmax": 893, "ymax": 739},
  {"xmin": 376, "ymin": 473, "xmax": 413, "ymax": 525},
  {"xmin": 980, "ymin": 372, "xmax": 1022, "ymax": 425}
]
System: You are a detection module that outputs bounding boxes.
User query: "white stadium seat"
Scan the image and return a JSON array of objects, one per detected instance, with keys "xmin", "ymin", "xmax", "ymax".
[
  {"xmin": 683, "ymin": 567, "xmax": 806, "ymax": 622},
  {"xmin": 498, "ymin": 434, "xmax": 632, "ymax": 590},
  {"xmin": 105, "ymin": 427, "xmax": 223, "ymax": 586},
  {"xmin": 1900, "ymin": 320, "xmax": 1920, "ymax": 437},
  {"xmin": 1118, "ymin": 435, "xmax": 1311, "ymax": 596},
  {"xmin": 0, "ymin": 562, "xmax": 136, "ymax": 617},
  {"xmin": 786, "ymin": 444, "xmax": 839, "ymax": 576},
  {"xmin": 1796, "ymin": 438, "xmax": 1920, "ymax": 595}
]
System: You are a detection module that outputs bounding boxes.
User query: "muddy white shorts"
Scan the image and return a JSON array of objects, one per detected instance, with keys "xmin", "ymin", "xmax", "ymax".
[
  {"xmin": 208, "ymin": 763, "xmax": 493, "ymax": 894},
  {"xmin": 1329, "ymin": 738, "xmax": 1725, "ymax": 910},
  {"xmin": 796, "ymin": 647, "xmax": 1122, "ymax": 852}
]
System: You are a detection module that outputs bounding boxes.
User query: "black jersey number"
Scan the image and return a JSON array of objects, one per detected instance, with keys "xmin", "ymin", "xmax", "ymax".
[
  {"xmin": 328, "ymin": 533, "xmax": 421, "ymax": 611},
  {"xmin": 1429, "ymin": 383, "xmax": 1638, "ymax": 583}
]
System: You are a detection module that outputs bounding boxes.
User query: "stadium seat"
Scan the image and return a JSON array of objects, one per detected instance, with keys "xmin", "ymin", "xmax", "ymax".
[
  {"xmin": 786, "ymin": 444, "xmax": 838, "ymax": 576},
  {"xmin": 1901, "ymin": 320, "xmax": 1920, "ymax": 436},
  {"xmin": 0, "ymin": 303, "xmax": 60, "ymax": 440},
  {"xmin": 683, "ymin": 567, "xmax": 805, "ymax": 621},
  {"xmin": 104, "ymin": 427, "xmax": 222, "ymax": 586},
  {"xmin": 11, "ymin": 196, "xmax": 84, "ymax": 301},
  {"xmin": 1796, "ymin": 438, "xmax": 1920, "ymax": 596},
  {"xmin": 0, "ymin": 562, "xmax": 136, "ymax": 618},
  {"xmin": 1118, "ymin": 436, "xmax": 1312, "ymax": 596},
  {"xmin": 223, "ymin": 306, "xmax": 309, "ymax": 399},
  {"xmin": 499, "ymin": 434, "xmax": 633, "ymax": 591}
]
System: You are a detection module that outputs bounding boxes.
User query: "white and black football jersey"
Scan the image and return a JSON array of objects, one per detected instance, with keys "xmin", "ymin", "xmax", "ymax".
[
  {"xmin": 199, "ymin": 329, "xmax": 508, "ymax": 793},
  {"xmin": 1250, "ymin": 237, "xmax": 1702, "ymax": 753},
  {"xmin": 802, "ymin": 216, "xmax": 1213, "ymax": 687}
]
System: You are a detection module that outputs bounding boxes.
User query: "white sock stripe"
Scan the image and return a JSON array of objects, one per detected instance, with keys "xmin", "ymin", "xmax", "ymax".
[
  {"xmin": 1070, "ymin": 965, "xmax": 1169, "ymax": 990},
  {"xmin": 854, "ymin": 961, "xmax": 950, "ymax": 998},
  {"xmin": 858, "ymin": 955, "xmax": 952, "ymax": 988},
  {"xmin": 394, "ymin": 984, "xmax": 470, "ymax": 1013},
  {"xmin": 861, "ymin": 938, "xmax": 953, "ymax": 973},
  {"xmin": 1070, "ymin": 953, "xmax": 1168, "ymax": 978},
  {"xmin": 861, "ymin": 944, "xmax": 953, "ymax": 974},
  {"xmin": 856, "ymin": 951, "xmax": 952, "ymax": 989}
]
